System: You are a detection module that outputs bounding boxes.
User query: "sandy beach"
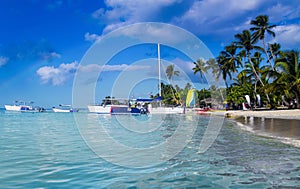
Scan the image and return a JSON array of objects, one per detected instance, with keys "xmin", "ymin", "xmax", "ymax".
[
  {"xmin": 221, "ymin": 109, "xmax": 300, "ymax": 148},
  {"xmin": 223, "ymin": 109, "xmax": 300, "ymax": 120}
]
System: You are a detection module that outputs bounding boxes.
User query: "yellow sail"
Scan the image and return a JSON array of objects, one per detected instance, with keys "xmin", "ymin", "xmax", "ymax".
[{"xmin": 186, "ymin": 89, "xmax": 196, "ymax": 107}]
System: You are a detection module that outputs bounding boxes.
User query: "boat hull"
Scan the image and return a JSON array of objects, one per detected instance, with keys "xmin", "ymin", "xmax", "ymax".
[
  {"xmin": 88, "ymin": 105, "xmax": 148, "ymax": 114},
  {"xmin": 5, "ymin": 105, "xmax": 32, "ymax": 111},
  {"xmin": 52, "ymin": 108, "xmax": 79, "ymax": 113},
  {"xmin": 148, "ymin": 106, "xmax": 185, "ymax": 114},
  {"xmin": 88, "ymin": 105, "xmax": 112, "ymax": 114},
  {"xmin": 5, "ymin": 105, "xmax": 21, "ymax": 111}
]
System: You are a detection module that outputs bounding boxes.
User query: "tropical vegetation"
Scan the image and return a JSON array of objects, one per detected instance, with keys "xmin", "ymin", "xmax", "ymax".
[
  {"xmin": 156, "ymin": 15, "xmax": 299, "ymax": 110},
  {"xmin": 203, "ymin": 14, "xmax": 299, "ymax": 109}
]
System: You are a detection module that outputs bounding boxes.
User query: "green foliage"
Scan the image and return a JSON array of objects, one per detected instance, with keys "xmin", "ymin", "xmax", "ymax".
[
  {"xmin": 161, "ymin": 15, "xmax": 300, "ymax": 109},
  {"xmin": 211, "ymin": 14, "xmax": 300, "ymax": 109},
  {"xmin": 160, "ymin": 83, "xmax": 180, "ymax": 105},
  {"xmin": 158, "ymin": 82, "xmax": 226, "ymax": 108}
]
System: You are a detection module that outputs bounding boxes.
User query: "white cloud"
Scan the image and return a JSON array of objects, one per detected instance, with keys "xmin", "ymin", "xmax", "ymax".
[
  {"xmin": 37, "ymin": 61, "xmax": 78, "ymax": 86},
  {"xmin": 40, "ymin": 51, "xmax": 61, "ymax": 61},
  {"xmin": 0, "ymin": 56, "xmax": 9, "ymax": 67},
  {"xmin": 266, "ymin": 3, "xmax": 292, "ymax": 22},
  {"xmin": 170, "ymin": 58, "xmax": 194, "ymax": 73},
  {"xmin": 92, "ymin": 0, "xmax": 181, "ymax": 34},
  {"xmin": 273, "ymin": 24, "xmax": 300, "ymax": 48},
  {"xmin": 174, "ymin": 0, "xmax": 265, "ymax": 34},
  {"xmin": 37, "ymin": 61, "xmax": 150, "ymax": 85},
  {"xmin": 87, "ymin": 0, "xmax": 300, "ymax": 49},
  {"xmin": 112, "ymin": 23, "xmax": 192, "ymax": 44},
  {"xmin": 89, "ymin": 0, "xmax": 268, "ymax": 40},
  {"xmin": 92, "ymin": 8, "xmax": 104, "ymax": 19},
  {"xmin": 84, "ymin": 32, "xmax": 101, "ymax": 42}
]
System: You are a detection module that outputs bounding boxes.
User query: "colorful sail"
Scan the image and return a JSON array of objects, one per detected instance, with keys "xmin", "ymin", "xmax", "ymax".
[{"xmin": 186, "ymin": 89, "xmax": 196, "ymax": 107}]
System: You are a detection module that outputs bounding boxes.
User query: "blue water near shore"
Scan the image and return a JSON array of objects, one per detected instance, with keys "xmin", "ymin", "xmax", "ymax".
[{"xmin": 0, "ymin": 110, "xmax": 300, "ymax": 188}]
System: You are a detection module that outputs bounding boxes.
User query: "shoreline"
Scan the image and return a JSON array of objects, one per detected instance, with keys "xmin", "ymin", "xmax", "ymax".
[
  {"xmin": 222, "ymin": 109, "xmax": 300, "ymax": 120},
  {"xmin": 217, "ymin": 109, "xmax": 300, "ymax": 148}
]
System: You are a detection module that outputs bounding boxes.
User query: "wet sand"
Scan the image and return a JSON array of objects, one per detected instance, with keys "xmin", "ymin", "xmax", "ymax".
[
  {"xmin": 222, "ymin": 109, "xmax": 300, "ymax": 147},
  {"xmin": 235, "ymin": 116, "xmax": 300, "ymax": 139},
  {"xmin": 225, "ymin": 109, "xmax": 300, "ymax": 120}
]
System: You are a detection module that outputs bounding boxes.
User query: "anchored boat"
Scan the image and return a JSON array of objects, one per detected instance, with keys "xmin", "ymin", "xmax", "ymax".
[
  {"xmin": 4, "ymin": 101, "xmax": 45, "ymax": 112},
  {"xmin": 52, "ymin": 104, "xmax": 79, "ymax": 113},
  {"xmin": 88, "ymin": 98, "xmax": 148, "ymax": 114}
]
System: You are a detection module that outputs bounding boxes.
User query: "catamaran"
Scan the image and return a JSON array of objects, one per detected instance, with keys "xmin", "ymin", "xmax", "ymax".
[
  {"xmin": 87, "ymin": 44, "xmax": 185, "ymax": 114},
  {"xmin": 147, "ymin": 43, "xmax": 185, "ymax": 114}
]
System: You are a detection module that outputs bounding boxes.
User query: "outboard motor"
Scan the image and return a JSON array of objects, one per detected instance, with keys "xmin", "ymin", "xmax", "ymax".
[{"xmin": 140, "ymin": 108, "xmax": 147, "ymax": 115}]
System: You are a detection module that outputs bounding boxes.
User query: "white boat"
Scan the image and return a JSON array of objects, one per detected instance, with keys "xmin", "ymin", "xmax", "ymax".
[
  {"xmin": 148, "ymin": 105, "xmax": 185, "ymax": 114},
  {"xmin": 5, "ymin": 104, "xmax": 21, "ymax": 111},
  {"xmin": 4, "ymin": 101, "xmax": 33, "ymax": 111},
  {"xmin": 87, "ymin": 104, "xmax": 112, "ymax": 114},
  {"xmin": 52, "ymin": 104, "xmax": 79, "ymax": 113},
  {"xmin": 88, "ymin": 99, "xmax": 148, "ymax": 114},
  {"xmin": 87, "ymin": 44, "xmax": 185, "ymax": 115}
]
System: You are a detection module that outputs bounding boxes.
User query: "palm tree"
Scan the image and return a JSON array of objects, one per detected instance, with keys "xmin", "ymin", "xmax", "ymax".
[
  {"xmin": 275, "ymin": 50, "xmax": 300, "ymax": 108},
  {"xmin": 193, "ymin": 59, "xmax": 208, "ymax": 95},
  {"xmin": 268, "ymin": 42, "xmax": 281, "ymax": 61},
  {"xmin": 166, "ymin": 64, "xmax": 180, "ymax": 83},
  {"xmin": 250, "ymin": 15, "xmax": 276, "ymax": 71},
  {"xmin": 206, "ymin": 58, "xmax": 220, "ymax": 78},
  {"xmin": 250, "ymin": 52, "xmax": 272, "ymax": 106},
  {"xmin": 165, "ymin": 64, "xmax": 180, "ymax": 104},
  {"xmin": 234, "ymin": 29, "xmax": 270, "ymax": 103},
  {"xmin": 216, "ymin": 53, "xmax": 230, "ymax": 88},
  {"xmin": 232, "ymin": 71, "xmax": 250, "ymax": 87},
  {"xmin": 217, "ymin": 43, "xmax": 242, "ymax": 88}
]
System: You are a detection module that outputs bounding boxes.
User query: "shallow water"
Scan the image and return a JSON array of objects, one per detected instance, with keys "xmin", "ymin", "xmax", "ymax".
[
  {"xmin": 235, "ymin": 116, "xmax": 300, "ymax": 147},
  {"xmin": 0, "ymin": 110, "xmax": 299, "ymax": 188}
]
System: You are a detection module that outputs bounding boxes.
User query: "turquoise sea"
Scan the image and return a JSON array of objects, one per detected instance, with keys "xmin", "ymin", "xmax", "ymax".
[{"xmin": 0, "ymin": 109, "xmax": 300, "ymax": 188}]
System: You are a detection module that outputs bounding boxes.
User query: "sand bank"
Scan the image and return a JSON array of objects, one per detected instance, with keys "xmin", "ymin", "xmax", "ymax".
[{"xmin": 223, "ymin": 109, "xmax": 300, "ymax": 120}]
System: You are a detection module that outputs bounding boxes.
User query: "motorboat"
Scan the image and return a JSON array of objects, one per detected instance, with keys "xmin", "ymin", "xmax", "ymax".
[
  {"xmin": 4, "ymin": 101, "xmax": 33, "ymax": 112},
  {"xmin": 88, "ymin": 98, "xmax": 148, "ymax": 114},
  {"xmin": 52, "ymin": 104, "xmax": 79, "ymax": 113}
]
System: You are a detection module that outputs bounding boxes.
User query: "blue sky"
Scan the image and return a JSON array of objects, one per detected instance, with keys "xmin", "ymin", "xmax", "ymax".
[{"xmin": 0, "ymin": 0, "xmax": 299, "ymax": 108}]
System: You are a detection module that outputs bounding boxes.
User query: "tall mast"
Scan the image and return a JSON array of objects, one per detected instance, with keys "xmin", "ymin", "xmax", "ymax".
[{"xmin": 158, "ymin": 43, "xmax": 162, "ymax": 97}]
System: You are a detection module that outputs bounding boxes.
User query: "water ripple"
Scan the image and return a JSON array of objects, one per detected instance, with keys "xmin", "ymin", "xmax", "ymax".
[{"xmin": 0, "ymin": 111, "xmax": 299, "ymax": 188}]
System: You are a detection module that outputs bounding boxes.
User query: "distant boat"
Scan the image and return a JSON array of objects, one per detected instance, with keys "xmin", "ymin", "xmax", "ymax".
[
  {"xmin": 194, "ymin": 107, "xmax": 214, "ymax": 115},
  {"xmin": 5, "ymin": 101, "xmax": 34, "ymax": 112},
  {"xmin": 52, "ymin": 104, "xmax": 79, "ymax": 113},
  {"xmin": 88, "ymin": 98, "xmax": 148, "ymax": 114}
]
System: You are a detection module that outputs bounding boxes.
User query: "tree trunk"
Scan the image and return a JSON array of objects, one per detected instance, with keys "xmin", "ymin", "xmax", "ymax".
[
  {"xmin": 268, "ymin": 43, "xmax": 277, "ymax": 71},
  {"xmin": 219, "ymin": 88, "xmax": 224, "ymax": 102},
  {"xmin": 254, "ymin": 79, "xmax": 257, "ymax": 107},
  {"xmin": 248, "ymin": 53, "xmax": 263, "ymax": 85},
  {"xmin": 247, "ymin": 52, "xmax": 271, "ymax": 104},
  {"xmin": 263, "ymin": 39, "xmax": 275, "ymax": 71}
]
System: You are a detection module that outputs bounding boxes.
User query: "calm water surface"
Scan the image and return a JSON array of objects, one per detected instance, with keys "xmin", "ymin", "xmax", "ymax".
[{"xmin": 0, "ymin": 110, "xmax": 299, "ymax": 188}]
